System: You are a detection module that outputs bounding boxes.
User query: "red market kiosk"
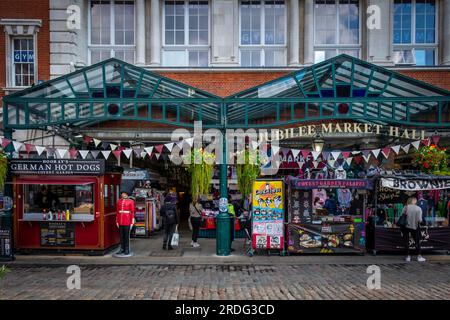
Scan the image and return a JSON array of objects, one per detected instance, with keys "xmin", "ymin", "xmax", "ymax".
[{"xmin": 11, "ymin": 159, "xmax": 122, "ymax": 254}]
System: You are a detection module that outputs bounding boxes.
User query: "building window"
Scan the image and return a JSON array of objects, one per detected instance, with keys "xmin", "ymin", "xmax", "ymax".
[
  {"xmin": 393, "ymin": 0, "xmax": 437, "ymax": 66},
  {"xmin": 239, "ymin": 0, "xmax": 286, "ymax": 67},
  {"xmin": 313, "ymin": 0, "xmax": 360, "ymax": 63},
  {"xmin": 89, "ymin": 0, "xmax": 135, "ymax": 64},
  {"xmin": 12, "ymin": 38, "xmax": 35, "ymax": 87},
  {"xmin": 163, "ymin": 0, "xmax": 209, "ymax": 67}
]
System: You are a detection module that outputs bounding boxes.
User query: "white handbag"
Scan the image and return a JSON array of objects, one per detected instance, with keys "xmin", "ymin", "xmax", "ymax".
[{"xmin": 171, "ymin": 225, "xmax": 179, "ymax": 247}]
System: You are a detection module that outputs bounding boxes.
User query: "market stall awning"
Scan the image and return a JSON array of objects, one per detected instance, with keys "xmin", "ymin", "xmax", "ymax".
[
  {"xmin": 224, "ymin": 54, "xmax": 450, "ymax": 128},
  {"xmin": 2, "ymin": 58, "xmax": 222, "ymax": 129}
]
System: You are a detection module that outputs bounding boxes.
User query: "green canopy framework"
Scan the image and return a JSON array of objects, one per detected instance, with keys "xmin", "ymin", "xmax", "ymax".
[
  {"xmin": 225, "ymin": 55, "xmax": 450, "ymax": 128},
  {"xmin": 2, "ymin": 58, "xmax": 223, "ymax": 129},
  {"xmin": 3, "ymin": 54, "xmax": 450, "ymax": 131}
]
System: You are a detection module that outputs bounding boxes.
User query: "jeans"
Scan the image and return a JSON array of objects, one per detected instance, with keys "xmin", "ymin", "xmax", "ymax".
[
  {"xmin": 190, "ymin": 217, "xmax": 202, "ymax": 242},
  {"xmin": 163, "ymin": 223, "xmax": 177, "ymax": 248},
  {"xmin": 119, "ymin": 225, "xmax": 131, "ymax": 254},
  {"xmin": 403, "ymin": 227, "xmax": 421, "ymax": 256}
]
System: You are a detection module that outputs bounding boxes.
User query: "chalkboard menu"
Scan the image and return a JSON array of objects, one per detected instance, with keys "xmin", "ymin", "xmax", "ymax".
[
  {"xmin": 40, "ymin": 222, "xmax": 75, "ymax": 247},
  {"xmin": 0, "ymin": 228, "xmax": 12, "ymax": 259}
]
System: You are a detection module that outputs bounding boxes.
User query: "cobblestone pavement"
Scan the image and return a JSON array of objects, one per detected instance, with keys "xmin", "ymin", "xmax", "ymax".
[{"xmin": 1, "ymin": 262, "xmax": 450, "ymax": 300}]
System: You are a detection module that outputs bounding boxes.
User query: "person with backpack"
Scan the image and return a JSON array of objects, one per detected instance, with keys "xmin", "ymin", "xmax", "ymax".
[
  {"xmin": 400, "ymin": 197, "xmax": 426, "ymax": 262},
  {"xmin": 160, "ymin": 194, "xmax": 179, "ymax": 250},
  {"xmin": 189, "ymin": 196, "xmax": 203, "ymax": 248}
]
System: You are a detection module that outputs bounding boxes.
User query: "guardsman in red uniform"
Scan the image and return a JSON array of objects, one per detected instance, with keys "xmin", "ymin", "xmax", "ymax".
[{"xmin": 116, "ymin": 190, "xmax": 135, "ymax": 256}]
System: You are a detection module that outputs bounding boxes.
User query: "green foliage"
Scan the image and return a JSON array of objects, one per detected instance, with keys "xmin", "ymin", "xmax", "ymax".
[
  {"xmin": 0, "ymin": 151, "xmax": 7, "ymax": 189},
  {"xmin": 236, "ymin": 149, "xmax": 261, "ymax": 199},
  {"xmin": 0, "ymin": 265, "xmax": 10, "ymax": 280},
  {"xmin": 184, "ymin": 148, "xmax": 215, "ymax": 201},
  {"xmin": 413, "ymin": 145, "xmax": 449, "ymax": 173}
]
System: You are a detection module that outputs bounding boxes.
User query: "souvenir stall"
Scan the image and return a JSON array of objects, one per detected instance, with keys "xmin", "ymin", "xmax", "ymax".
[
  {"xmin": 286, "ymin": 176, "xmax": 373, "ymax": 254},
  {"xmin": 132, "ymin": 184, "xmax": 163, "ymax": 237},
  {"xmin": 11, "ymin": 159, "xmax": 122, "ymax": 254},
  {"xmin": 369, "ymin": 173, "xmax": 450, "ymax": 254}
]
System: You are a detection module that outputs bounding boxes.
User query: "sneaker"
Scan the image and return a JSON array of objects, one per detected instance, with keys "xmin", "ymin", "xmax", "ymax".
[
  {"xmin": 405, "ymin": 255, "xmax": 411, "ymax": 262},
  {"xmin": 190, "ymin": 241, "xmax": 195, "ymax": 247},
  {"xmin": 193, "ymin": 242, "xmax": 200, "ymax": 248},
  {"xmin": 417, "ymin": 255, "xmax": 426, "ymax": 262}
]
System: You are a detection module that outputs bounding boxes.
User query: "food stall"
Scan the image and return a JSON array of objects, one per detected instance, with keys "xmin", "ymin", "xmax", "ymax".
[
  {"xmin": 286, "ymin": 176, "xmax": 373, "ymax": 254},
  {"xmin": 11, "ymin": 159, "xmax": 122, "ymax": 254},
  {"xmin": 369, "ymin": 172, "xmax": 450, "ymax": 254}
]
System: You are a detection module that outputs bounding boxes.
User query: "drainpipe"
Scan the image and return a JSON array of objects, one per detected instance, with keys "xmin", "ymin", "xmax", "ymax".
[{"xmin": 216, "ymin": 103, "xmax": 230, "ymax": 256}]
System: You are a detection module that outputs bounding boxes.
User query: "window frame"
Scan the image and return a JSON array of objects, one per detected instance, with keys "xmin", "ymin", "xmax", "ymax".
[
  {"xmin": 312, "ymin": 0, "xmax": 362, "ymax": 63},
  {"xmin": 392, "ymin": 0, "xmax": 439, "ymax": 66},
  {"xmin": 162, "ymin": 0, "xmax": 211, "ymax": 67},
  {"xmin": 10, "ymin": 36, "xmax": 37, "ymax": 88},
  {"xmin": 88, "ymin": 0, "xmax": 137, "ymax": 65},
  {"xmin": 238, "ymin": 0, "xmax": 287, "ymax": 67}
]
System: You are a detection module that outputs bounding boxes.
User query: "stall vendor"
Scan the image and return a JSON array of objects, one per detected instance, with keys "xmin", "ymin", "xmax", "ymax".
[{"xmin": 35, "ymin": 186, "xmax": 60, "ymax": 211}]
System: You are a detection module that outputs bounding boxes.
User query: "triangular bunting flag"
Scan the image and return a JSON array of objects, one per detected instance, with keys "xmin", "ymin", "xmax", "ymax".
[
  {"xmin": 346, "ymin": 157, "xmax": 353, "ymax": 166},
  {"xmin": 83, "ymin": 136, "xmax": 93, "ymax": 144},
  {"xmin": 382, "ymin": 147, "xmax": 391, "ymax": 159},
  {"xmin": 90, "ymin": 150, "xmax": 100, "ymax": 159},
  {"xmin": 93, "ymin": 138, "xmax": 102, "ymax": 147},
  {"xmin": 391, "ymin": 145, "xmax": 401, "ymax": 155},
  {"xmin": 341, "ymin": 151, "xmax": 351, "ymax": 159},
  {"xmin": 311, "ymin": 151, "xmax": 321, "ymax": 161},
  {"xmin": 1, "ymin": 138, "xmax": 11, "ymax": 149},
  {"xmin": 25, "ymin": 143, "xmax": 34, "ymax": 154},
  {"xmin": 301, "ymin": 149, "xmax": 310, "ymax": 159},
  {"xmin": 140, "ymin": 151, "xmax": 147, "ymax": 159},
  {"xmin": 123, "ymin": 149, "xmax": 132, "ymax": 159},
  {"xmin": 69, "ymin": 148, "xmax": 78, "ymax": 159},
  {"xmin": 145, "ymin": 147, "xmax": 154, "ymax": 156},
  {"xmin": 322, "ymin": 151, "xmax": 330, "ymax": 160},
  {"xmin": 35, "ymin": 146, "xmax": 46, "ymax": 156},
  {"xmin": 411, "ymin": 140, "xmax": 421, "ymax": 150},
  {"xmin": 79, "ymin": 150, "xmax": 90, "ymax": 159},
  {"xmin": 331, "ymin": 151, "xmax": 341, "ymax": 160},
  {"xmin": 57, "ymin": 149, "xmax": 68, "ymax": 159},
  {"xmin": 432, "ymin": 135, "xmax": 440, "ymax": 146},
  {"xmin": 46, "ymin": 148, "xmax": 55, "ymax": 157},
  {"xmin": 101, "ymin": 142, "xmax": 110, "ymax": 150},
  {"xmin": 109, "ymin": 143, "xmax": 117, "ymax": 151},
  {"xmin": 371, "ymin": 149, "xmax": 381, "ymax": 158},
  {"xmin": 155, "ymin": 144, "xmax": 164, "ymax": 154},
  {"xmin": 165, "ymin": 143, "xmax": 174, "ymax": 152},
  {"xmin": 328, "ymin": 160, "xmax": 336, "ymax": 168},
  {"xmin": 101, "ymin": 150, "xmax": 111, "ymax": 159},
  {"xmin": 363, "ymin": 154, "xmax": 371, "ymax": 163},
  {"xmin": 112, "ymin": 150, "xmax": 122, "ymax": 160},
  {"xmin": 291, "ymin": 149, "xmax": 300, "ymax": 159},
  {"xmin": 312, "ymin": 161, "xmax": 319, "ymax": 169},
  {"xmin": 402, "ymin": 144, "xmax": 411, "ymax": 154},
  {"xmin": 13, "ymin": 141, "xmax": 23, "ymax": 152},
  {"xmin": 133, "ymin": 148, "xmax": 142, "ymax": 158},
  {"xmin": 155, "ymin": 153, "xmax": 161, "ymax": 160},
  {"xmin": 421, "ymin": 138, "xmax": 430, "ymax": 147},
  {"xmin": 351, "ymin": 151, "xmax": 360, "ymax": 155}
]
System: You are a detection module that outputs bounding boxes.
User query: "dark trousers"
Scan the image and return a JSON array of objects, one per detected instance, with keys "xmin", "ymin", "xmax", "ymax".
[
  {"xmin": 119, "ymin": 225, "xmax": 131, "ymax": 253},
  {"xmin": 403, "ymin": 227, "xmax": 421, "ymax": 255},
  {"xmin": 163, "ymin": 223, "xmax": 177, "ymax": 247},
  {"xmin": 190, "ymin": 217, "xmax": 202, "ymax": 242}
]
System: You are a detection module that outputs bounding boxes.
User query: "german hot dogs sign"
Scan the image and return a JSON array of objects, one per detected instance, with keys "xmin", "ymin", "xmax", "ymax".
[{"xmin": 10, "ymin": 159, "xmax": 105, "ymax": 176}]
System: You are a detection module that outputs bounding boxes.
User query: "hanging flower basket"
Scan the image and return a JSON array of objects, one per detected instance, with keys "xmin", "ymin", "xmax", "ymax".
[
  {"xmin": 413, "ymin": 145, "xmax": 449, "ymax": 174},
  {"xmin": 183, "ymin": 148, "xmax": 216, "ymax": 200}
]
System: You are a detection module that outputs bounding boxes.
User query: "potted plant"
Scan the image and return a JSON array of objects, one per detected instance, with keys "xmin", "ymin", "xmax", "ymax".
[{"xmin": 413, "ymin": 145, "xmax": 449, "ymax": 173}]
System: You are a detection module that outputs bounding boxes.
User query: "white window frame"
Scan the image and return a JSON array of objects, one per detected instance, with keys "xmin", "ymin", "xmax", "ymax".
[
  {"xmin": 392, "ymin": 0, "xmax": 438, "ymax": 66},
  {"xmin": 313, "ymin": 0, "xmax": 362, "ymax": 62},
  {"xmin": 238, "ymin": 0, "xmax": 287, "ymax": 67},
  {"xmin": 10, "ymin": 36, "xmax": 37, "ymax": 88},
  {"xmin": 88, "ymin": 0, "xmax": 136, "ymax": 65},
  {"xmin": 162, "ymin": 0, "xmax": 211, "ymax": 67}
]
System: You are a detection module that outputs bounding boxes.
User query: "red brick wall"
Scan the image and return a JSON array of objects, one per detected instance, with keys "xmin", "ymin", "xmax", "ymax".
[
  {"xmin": 0, "ymin": 0, "xmax": 50, "ymax": 98},
  {"xmin": 159, "ymin": 69, "xmax": 450, "ymax": 98}
]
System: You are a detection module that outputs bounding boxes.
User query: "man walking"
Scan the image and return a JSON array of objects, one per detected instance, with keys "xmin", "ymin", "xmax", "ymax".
[{"xmin": 160, "ymin": 194, "xmax": 179, "ymax": 250}]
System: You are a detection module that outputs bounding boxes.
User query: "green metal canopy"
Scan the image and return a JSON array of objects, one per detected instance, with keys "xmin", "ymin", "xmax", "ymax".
[
  {"xmin": 2, "ymin": 58, "xmax": 223, "ymax": 129},
  {"xmin": 3, "ymin": 54, "xmax": 450, "ymax": 131},
  {"xmin": 224, "ymin": 54, "xmax": 450, "ymax": 128}
]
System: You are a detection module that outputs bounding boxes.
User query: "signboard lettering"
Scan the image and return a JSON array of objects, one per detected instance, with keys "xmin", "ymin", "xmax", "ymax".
[{"xmin": 10, "ymin": 159, "xmax": 105, "ymax": 176}]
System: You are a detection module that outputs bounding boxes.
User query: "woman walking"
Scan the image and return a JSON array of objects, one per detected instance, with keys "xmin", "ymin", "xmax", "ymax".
[
  {"xmin": 401, "ymin": 197, "xmax": 426, "ymax": 262},
  {"xmin": 189, "ymin": 197, "xmax": 203, "ymax": 248}
]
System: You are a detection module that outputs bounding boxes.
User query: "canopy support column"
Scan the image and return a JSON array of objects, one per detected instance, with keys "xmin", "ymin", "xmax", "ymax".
[{"xmin": 1, "ymin": 128, "xmax": 15, "ymax": 261}]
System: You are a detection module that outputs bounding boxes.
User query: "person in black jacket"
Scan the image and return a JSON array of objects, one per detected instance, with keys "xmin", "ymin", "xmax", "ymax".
[{"xmin": 160, "ymin": 194, "xmax": 179, "ymax": 250}]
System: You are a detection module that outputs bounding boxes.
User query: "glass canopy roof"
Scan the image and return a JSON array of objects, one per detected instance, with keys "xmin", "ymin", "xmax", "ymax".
[{"xmin": 3, "ymin": 54, "xmax": 450, "ymax": 130}]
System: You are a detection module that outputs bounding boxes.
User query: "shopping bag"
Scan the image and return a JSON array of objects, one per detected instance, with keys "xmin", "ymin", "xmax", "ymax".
[{"xmin": 171, "ymin": 226, "xmax": 179, "ymax": 247}]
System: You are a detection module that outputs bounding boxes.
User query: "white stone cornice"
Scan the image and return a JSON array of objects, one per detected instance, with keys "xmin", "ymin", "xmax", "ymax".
[{"xmin": 0, "ymin": 19, "xmax": 42, "ymax": 35}]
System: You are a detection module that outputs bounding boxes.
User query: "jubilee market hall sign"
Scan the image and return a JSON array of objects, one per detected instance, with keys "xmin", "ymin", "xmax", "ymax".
[{"xmin": 258, "ymin": 122, "xmax": 426, "ymax": 142}]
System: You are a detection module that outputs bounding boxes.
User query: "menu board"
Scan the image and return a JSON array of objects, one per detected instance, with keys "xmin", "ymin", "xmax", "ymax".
[
  {"xmin": 40, "ymin": 222, "xmax": 75, "ymax": 247},
  {"xmin": 251, "ymin": 180, "xmax": 284, "ymax": 250},
  {"xmin": 0, "ymin": 228, "xmax": 12, "ymax": 259}
]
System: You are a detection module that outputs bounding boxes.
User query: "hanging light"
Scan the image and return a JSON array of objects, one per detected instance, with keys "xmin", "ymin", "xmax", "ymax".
[{"xmin": 312, "ymin": 132, "xmax": 325, "ymax": 153}]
